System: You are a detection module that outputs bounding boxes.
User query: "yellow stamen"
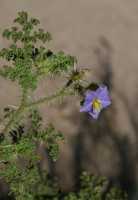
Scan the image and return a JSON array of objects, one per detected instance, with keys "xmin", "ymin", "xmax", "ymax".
[{"xmin": 92, "ymin": 99, "xmax": 101, "ymax": 111}]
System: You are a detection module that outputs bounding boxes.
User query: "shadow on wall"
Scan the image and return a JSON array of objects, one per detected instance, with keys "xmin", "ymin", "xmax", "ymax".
[
  {"xmin": 72, "ymin": 37, "xmax": 138, "ymax": 200},
  {"xmin": 0, "ymin": 37, "xmax": 138, "ymax": 200}
]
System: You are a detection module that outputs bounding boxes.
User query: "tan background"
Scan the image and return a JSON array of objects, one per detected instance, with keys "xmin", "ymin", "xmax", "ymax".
[{"xmin": 0, "ymin": 0, "xmax": 138, "ymax": 196}]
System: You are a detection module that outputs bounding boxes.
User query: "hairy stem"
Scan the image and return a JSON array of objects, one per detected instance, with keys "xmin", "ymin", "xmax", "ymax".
[
  {"xmin": 26, "ymin": 87, "xmax": 74, "ymax": 109},
  {"xmin": 2, "ymin": 88, "xmax": 28, "ymax": 142},
  {"xmin": 2, "ymin": 86, "xmax": 74, "ymax": 139}
]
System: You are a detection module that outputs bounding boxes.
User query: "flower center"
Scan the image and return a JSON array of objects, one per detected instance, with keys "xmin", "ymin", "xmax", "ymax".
[{"xmin": 92, "ymin": 98, "xmax": 102, "ymax": 111}]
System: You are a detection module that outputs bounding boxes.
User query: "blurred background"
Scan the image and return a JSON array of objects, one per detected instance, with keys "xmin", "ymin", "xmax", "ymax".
[{"xmin": 0, "ymin": 0, "xmax": 138, "ymax": 199}]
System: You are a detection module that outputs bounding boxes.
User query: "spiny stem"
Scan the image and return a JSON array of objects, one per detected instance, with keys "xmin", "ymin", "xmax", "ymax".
[
  {"xmin": 26, "ymin": 87, "xmax": 74, "ymax": 109},
  {"xmin": 2, "ymin": 86, "xmax": 74, "ymax": 138},
  {"xmin": 0, "ymin": 145, "xmax": 13, "ymax": 148},
  {"xmin": 2, "ymin": 104, "xmax": 25, "ymax": 136},
  {"xmin": 21, "ymin": 88, "xmax": 28, "ymax": 104},
  {"xmin": 2, "ymin": 88, "xmax": 28, "ymax": 141}
]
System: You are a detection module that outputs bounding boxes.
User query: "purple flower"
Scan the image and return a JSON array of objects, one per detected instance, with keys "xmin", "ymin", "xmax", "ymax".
[{"xmin": 80, "ymin": 85, "xmax": 111, "ymax": 119}]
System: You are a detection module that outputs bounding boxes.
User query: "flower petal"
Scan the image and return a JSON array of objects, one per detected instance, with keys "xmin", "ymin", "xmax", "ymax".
[
  {"xmin": 85, "ymin": 91, "xmax": 96, "ymax": 101},
  {"xmin": 80, "ymin": 102, "xmax": 92, "ymax": 112},
  {"xmin": 79, "ymin": 85, "xmax": 111, "ymax": 119},
  {"xmin": 89, "ymin": 110, "xmax": 100, "ymax": 119},
  {"xmin": 101, "ymin": 99, "xmax": 111, "ymax": 108},
  {"xmin": 97, "ymin": 86, "xmax": 111, "ymax": 102}
]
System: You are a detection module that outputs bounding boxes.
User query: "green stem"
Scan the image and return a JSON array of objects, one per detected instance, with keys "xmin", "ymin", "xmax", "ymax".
[
  {"xmin": 26, "ymin": 87, "xmax": 73, "ymax": 109},
  {"xmin": 2, "ymin": 87, "xmax": 74, "ymax": 138},
  {"xmin": 2, "ymin": 104, "xmax": 25, "ymax": 136},
  {"xmin": 0, "ymin": 145, "xmax": 13, "ymax": 148},
  {"xmin": 21, "ymin": 88, "xmax": 28, "ymax": 104},
  {"xmin": 2, "ymin": 88, "xmax": 28, "ymax": 141}
]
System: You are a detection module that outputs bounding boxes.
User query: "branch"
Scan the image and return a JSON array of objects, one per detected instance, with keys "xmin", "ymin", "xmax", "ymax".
[
  {"xmin": 2, "ymin": 86, "xmax": 74, "ymax": 140},
  {"xmin": 2, "ymin": 88, "xmax": 28, "ymax": 141},
  {"xmin": 26, "ymin": 87, "xmax": 74, "ymax": 109}
]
